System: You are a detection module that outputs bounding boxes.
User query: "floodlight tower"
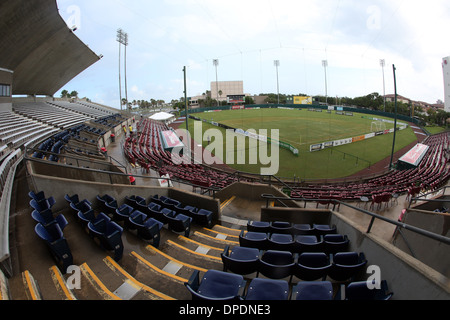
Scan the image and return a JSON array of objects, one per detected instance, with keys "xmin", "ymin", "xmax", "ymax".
[
  {"xmin": 322, "ymin": 60, "xmax": 328, "ymax": 105},
  {"xmin": 274, "ymin": 60, "xmax": 280, "ymax": 105},
  {"xmin": 213, "ymin": 59, "xmax": 219, "ymax": 106},
  {"xmin": 380, "ymin": 59, "xmax": 386, "ymax": 112},
  {"xmin": 117, "ymin": 29, "xmax": 129, "ymax": 111}
]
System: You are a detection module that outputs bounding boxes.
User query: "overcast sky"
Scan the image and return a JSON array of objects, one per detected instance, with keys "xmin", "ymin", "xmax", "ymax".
[{"xmin": 56, "ymin": 0, "xmax": 450, "ymax": 109}]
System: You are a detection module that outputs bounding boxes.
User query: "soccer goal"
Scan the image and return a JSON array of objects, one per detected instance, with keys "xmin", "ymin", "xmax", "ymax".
[{"xmin": 371, "ymin": 120, "xmax": 387, "ymax": 132}]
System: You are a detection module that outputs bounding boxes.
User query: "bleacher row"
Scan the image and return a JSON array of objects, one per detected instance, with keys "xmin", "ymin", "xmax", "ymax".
[
  {"xmin": 31, "ymin": 190, "xmax": 215, "ymax": 273},
  {"xmin": 186, "ymin": 220, "xmax": 393, "ymax": 300},
  {"xmin": 123, "ymin": 118, "xmax": 253, "ymax": 189},
  {"xmin": 47, "ymin": 101, "xmax": 115, "ymax": 119},
  {"xmin": 32, "ymin": 114, "xmax": 126, "ymax": 162},
  {"xmin": 27, "ymin": 189, "xmax": 393, "ymax": 301}
]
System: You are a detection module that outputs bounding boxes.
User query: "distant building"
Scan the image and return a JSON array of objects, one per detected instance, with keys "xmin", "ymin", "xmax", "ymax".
[
  {"xmin": 443, "ymin": 57, "xmax": 450, "ymax": 112},
  {"xmin": 210, "ymin": 81, "xmax": 244, "ymax": 103}
]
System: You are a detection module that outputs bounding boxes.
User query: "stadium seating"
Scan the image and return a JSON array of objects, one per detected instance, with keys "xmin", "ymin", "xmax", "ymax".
[
  {"xmin": 323, "ymin": 234, "xmax": 350, "ymax": 253},
  {"xmin": 268, "ymin": 233, "xmax": 295, "ymax": 252},
  {"xmin": 257, "ymin": 250, "xmax": 295, "ymax": 281},
  {"xmin": 221, "ymin": 246, "xmax": 260, "ymax": 275},
  {"xmin": 87, "ymin": 212, "xmax": 124, "ymax": 261},
  {"xmin": 247, "ymin": 220, "xmax": 271, "ymax": 233},
  {"xmin": 291, "ymin": 281, "xmax": 333, "ymax": 300},
  {"xmin": 35, "ymin": 222, "xmax": 73, "ymax": 274},
  {"xmin": 114, "ymin": 203, "xmax": 134, "ymax": 222},
  {"xmin": 341, "ymin": 280, "xmax": 394, "ymax": 300},
  {"xmin": 244, "ymin": 278, "xmax": 289, "ymax": 300},
  {"xmin": 295, "ymin": 235, "xmax": 324, "ymax": 253},
  {"xmin": 239, "ymin": 231, "xmax": 269, "ymax": 250},
  {"xmin": 328, "ymin": 252, "xmax": 368, "ymax": 282},
  {"xmin": 293, "ymin": 252, "xmax": 331, "ymax": 281},
  {"xmin": 126, "ymin": 210, "xmax": 163, "ymax": 246}
]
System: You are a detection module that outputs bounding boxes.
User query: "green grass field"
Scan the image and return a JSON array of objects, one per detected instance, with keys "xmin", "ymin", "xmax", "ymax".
[{"xmin": 180, "ymin": 108, "xmax": 418, "ymax": 180}]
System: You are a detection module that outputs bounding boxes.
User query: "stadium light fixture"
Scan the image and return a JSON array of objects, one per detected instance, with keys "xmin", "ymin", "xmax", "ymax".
[
  {"xmin": 274, "ymin": 60, "xmax": 280, "ymax": 105},
  {"xmin": 322, "ymin": 60, "xmax": 328, "ymax": 105},
  {"xmin": 380, "ymin": 59, "xmax": 386, "ymax": 112},
  {"xmin": 213, "ymin": 59, "xmax": 219, "ymax": 106},
  {"xmin": 117, "ymin": 29, "xmax": 129, "ymax": 111}
]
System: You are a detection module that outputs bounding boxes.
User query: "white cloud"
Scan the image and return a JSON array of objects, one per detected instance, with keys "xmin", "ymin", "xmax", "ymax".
[{"xmin": 55, "ymin": 0, "xmax": 450, "ymax": 106}]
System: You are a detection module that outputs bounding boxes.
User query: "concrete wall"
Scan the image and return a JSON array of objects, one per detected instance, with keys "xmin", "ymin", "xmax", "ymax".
[
  {"xmin": 28, "ymin": 159, "xmax": 129, "ymax": 185},
  {"xmin": 0, "ymin": 69, "xmax": 13, "ymax": 112},
  {"xmin": 330, "ymin": 210, "xmax": 450, "ymax": 300},
  {"xmin": 393, "ymin": 208, "xmax": 450, "ymax": 278},
  {"xmin": 260, "ymin": 207, "xmax": 331, "ymax": 225},
  {"xmin": 215, "ymin": 181, "xmax": 302, "ymax": 208},
  {"xmin": 169, "ymin": 188, "xmax": 220, "ymax": 222},
  {"xmin": 27, "ymin": 172, "xmax": 221, "ymax": 220}
]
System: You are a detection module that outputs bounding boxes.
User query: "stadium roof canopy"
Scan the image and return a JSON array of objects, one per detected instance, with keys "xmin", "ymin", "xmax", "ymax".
[
  {"xmin": 149, "ymin": 112, "xmax": 176, "ymax": 122},
  {"xmin": 0, "ymin": 0, "xmax": 100, "ymax": 96}
]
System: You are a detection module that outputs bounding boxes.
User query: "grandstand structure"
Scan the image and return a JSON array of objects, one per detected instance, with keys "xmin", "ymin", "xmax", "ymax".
[{"xmin": 0, "ymin": 0, "xmax": 449, "ymax": 304}]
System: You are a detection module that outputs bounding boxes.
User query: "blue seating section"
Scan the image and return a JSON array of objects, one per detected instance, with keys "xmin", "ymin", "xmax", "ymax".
[
  {"xmin": 65, "ymin": 194, "xmax": 124, "ymax": 261},
  {"xmin": 185, "ymin": 269, "xmax": 391, "ymax": 300},
  {"xmin": 29, "ymin": 191, "xmax": 73, "ymax": 273},
  {"xmin": 100, "ymin": 194, "xmax": 196, "ymax": 238},
  {"xmin": 212, "ymin": 219, "xmax": 392, "ymax": 300}
]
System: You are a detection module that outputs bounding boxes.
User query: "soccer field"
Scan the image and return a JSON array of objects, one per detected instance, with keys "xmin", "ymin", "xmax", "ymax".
[{"xmin": 181, "ymin": 108, "xmax": 418, "ymax": 180}]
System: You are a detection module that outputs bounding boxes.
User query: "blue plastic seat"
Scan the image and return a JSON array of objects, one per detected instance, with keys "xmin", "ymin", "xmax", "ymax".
[
  {"xmin": 292, "ymin": 281, "xmax": 333, "ymax": 300},
  {"xmin": 69, "ymin": 200, "xmax": 92, "ymax": 216},
  {"xmin": 258, "ymin": 250, "xmax": 295, "ymax": 280},
  {"xmin": 64, "ymin": 194, "xmax": 81, "ymax": 205},
  {"xmin": 32, "ymin": 210, "xmax": 68, "ymax": 231},
  {"xmin": 187, "ymin": 208, "xmax": 213, "ymax": 227},
  {"xmin": 293, "ymin": 223, "xmax": 315, "ymax": 235},
  {"xmin": 104, "ymin": 199, "xmax": 119, "ymax": 217},
  {"xmin": 244, "ymin": 278, "xmax": 289, "ymax": 300},
  {"xmin": 221, "ymin": 246, "xmax": 260, "ymax": 275},
  {"xmin": 35, "ymin": 223, "xmax": 73, "ymax": 273},
  {"xmin": 31, "ymin": 208, "xmax": 55, "ymax": 226},
  {"xmin": 124, "ymin": 195, "xmax": 146, "ymax": 210},
  {"xmin": 30, "ymin": 197, "xmax": 56, "ymax": 213},
  {"xmin": 162, "ymin": 197, "xmax": 181, "ymax": 211},
  {"xmin": 293, "ymin": 252, "xmax": 331, "ymax": 281},
  {"xmin": 165, "ymin": 211, "xmax": 192, "ymax": 237},
  {"xmin": 270, "ymin": 221, "xmax": 293, "ymax": 235},
  {"xmin": 77, "ymin": 209, "xmax": 96, "ymax": 227},
  {"xmin": 324, "ymin": 234, "xmax": 350, "ymax": 253},
  {"xmin": 88, "ymin": 214, "xmax": 124, "ymax": 261},
  {"xmin": 239, "ymin": 231, "xmax": 269, "ymax": 250},
  {"xmin": 295, "ymin": 235, "xmax": 324, "ymax": 253},
  {"xmin": 126, "ymin": 210, "xmax": 147, "ymax": 230},
  {"xmin": 185, "ymin": 270, "xmax": 246, "ymax": 301},
  {"xmin": 328, "ymin": 252, "xmax": 368, "ymax": 282},
  {"xmin": 313, "ymin": 224, "xmax": 337, "ymax": 235},
  {"xmin": 97, "ymin": 194, "xmax": 117, "ymax": 216},
  {"xmin": 29, "ymin": 190, "xmax": 47, "ymax": 203},
  {"xmin": 268, "ymin": 233, "xmax": 295, "ymax": 252},
  {"xmin": 114, "ymin": 204, "xmax": 134, "ymax": 222},
  {"xmin": 247, "ymin": 220, "xmax": 270, "ymax": 233},
  {"xmin": 343, "ymin": 280, "xmax": 393, "ymax": 300},
  {"xmin": 138, "ymin": 218, "xmax": 164, "ymax": 246}
]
